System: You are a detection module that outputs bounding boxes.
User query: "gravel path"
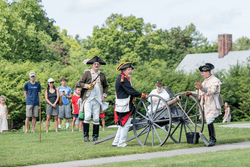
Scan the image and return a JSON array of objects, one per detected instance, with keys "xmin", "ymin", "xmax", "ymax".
[{"xmin": 218, "ymin": 123, "xmax": 250, "ymax": 128}]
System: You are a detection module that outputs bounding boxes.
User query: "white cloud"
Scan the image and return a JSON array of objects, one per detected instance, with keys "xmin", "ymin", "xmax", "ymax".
[{"xmin": 69, "ymin": 0, "xmax": 115, "ymax": 13}]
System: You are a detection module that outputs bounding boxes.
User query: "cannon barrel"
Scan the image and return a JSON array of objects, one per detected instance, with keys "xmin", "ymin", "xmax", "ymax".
[{"xmin": 167, "ymin": 95, "xmax": 182, "ymax": 107}]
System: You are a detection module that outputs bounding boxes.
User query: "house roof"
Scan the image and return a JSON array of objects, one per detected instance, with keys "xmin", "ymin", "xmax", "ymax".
[{"xmin": 175, "ymin": 50, "xmax": 250, "ymax": 73}]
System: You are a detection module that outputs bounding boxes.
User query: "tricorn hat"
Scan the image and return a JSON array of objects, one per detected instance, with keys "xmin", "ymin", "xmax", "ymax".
[
  {"xmin": 116, "ymin": 62, "xmax": 134, "ymax": 71},
  {"xmin": 87, "ymin": 56, "xmax": 106, "ymax": 65},
  {"xmin": 198, "ymin": 63, "xmax": 214, "ymax": 72}
]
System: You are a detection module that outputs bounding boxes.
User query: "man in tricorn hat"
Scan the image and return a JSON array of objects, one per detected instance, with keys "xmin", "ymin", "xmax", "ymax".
[
  {"xmin": 184, "ymin": 63, "xmax": 222, "ymax": 146},
  {"xmin": 112, "ymin": 62, "xmax": 147, "ymax": 147},
  {"xmin": 78, "ymin": 56, "xmax": 109, "ymax": 142}
]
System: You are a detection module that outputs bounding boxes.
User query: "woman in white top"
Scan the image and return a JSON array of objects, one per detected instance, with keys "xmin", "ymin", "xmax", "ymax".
[
  {"xmin": 222, "ymin": 102, "xmax": 231, "ymax": 123},
  {"xmin": 0, "ymin": 96, "xmax": 8, "ymax": 133},
  {"xmin": 147, "ymin": 81, "xmax": 170, "ymax": 114}
]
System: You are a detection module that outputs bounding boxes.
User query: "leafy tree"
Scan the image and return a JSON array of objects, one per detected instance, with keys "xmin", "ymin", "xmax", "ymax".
[
  {"xmin": 0, "ymin": 0, "xmax": 61, "ymax": 62},
  {"xmin": 59, "ymin": 28, "xmax": 80, "ymax": 51},
  {"xmin": 233, "ymin": 36, "xmax": 250, "ymax": 51},
  {"xmin": 195, "ymin": 42, "xmax": 218, "ymax": 53}
]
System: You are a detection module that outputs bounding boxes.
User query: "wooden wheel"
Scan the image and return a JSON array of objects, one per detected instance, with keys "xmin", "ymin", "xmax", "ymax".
[
  {"xmin": 132, "ymin": 95, "xmax": 172, "ymax": 147},
  {"xmin": 166, "ymin": 93, "xmax": 204, "ymax": 143}
]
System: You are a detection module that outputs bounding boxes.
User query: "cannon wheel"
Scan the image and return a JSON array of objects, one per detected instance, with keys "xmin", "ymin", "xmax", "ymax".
[
  {"xmin": 167, "ymin": 93, "xmax": 205, "ymax": 143},
  {"xmin": 132, "ymin": 95, "xmax": 172, "ymax": 147}
]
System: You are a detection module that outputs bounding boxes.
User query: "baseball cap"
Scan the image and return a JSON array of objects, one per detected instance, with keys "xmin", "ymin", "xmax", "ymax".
[
  {"xmin": 29, "ymin": 72, "xmax": 36, "ymax": 77},
  {"xmin": 48, "ymin": 78, "xmax": 54, "ymax": 83}
]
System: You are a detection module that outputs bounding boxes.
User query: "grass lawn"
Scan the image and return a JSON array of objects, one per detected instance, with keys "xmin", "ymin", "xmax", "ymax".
[
  {"xmin": 0, "ymin": 121, "xmax": 250, "ymax": 166},
  {"xmin": 93, "ymin": 148, "xmax": 250, "ymax": 167}
]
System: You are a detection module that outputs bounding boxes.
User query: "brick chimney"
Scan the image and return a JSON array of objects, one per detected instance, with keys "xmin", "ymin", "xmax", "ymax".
[{"xmin": 218, "ymin": 34, "xmax": 232, "ymax": 58}]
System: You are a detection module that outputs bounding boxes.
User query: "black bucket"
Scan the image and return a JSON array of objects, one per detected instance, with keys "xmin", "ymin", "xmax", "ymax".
[{"xmin": 186, "ymin": 132, "xmax": 200, "ymax": 144}]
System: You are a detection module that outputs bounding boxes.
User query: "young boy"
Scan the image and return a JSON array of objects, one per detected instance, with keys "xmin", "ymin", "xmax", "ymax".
[
  {"xmin": 78, "ymin": 97, "xmax": 84, "ymax": 132},
  {"xmin": 24, "ymin": 72, "xmax": 41, "ymax": 133},
  {"xmin": 71, "ymin": 86, "xmax": 82, "ymax": 132},
  {"xmin": 100, "ymin": 113, "xmax": 105, "ymax": 131},
  {"xmin": 58, "ymin": 77, "xmax": 72, "ymax": 129}
]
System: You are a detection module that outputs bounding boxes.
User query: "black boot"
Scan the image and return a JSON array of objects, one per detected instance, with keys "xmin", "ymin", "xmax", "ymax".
[
  {"xmin": 83, "ymin": 123, "xmax": 90, "ymax": 142},
  {"xmin": 93, "ymin": 124, "xmax": 99, "ymax": 141},
  {"xmin": 207, "ymin": 123, "xmax": 216, "ymax": 147}
]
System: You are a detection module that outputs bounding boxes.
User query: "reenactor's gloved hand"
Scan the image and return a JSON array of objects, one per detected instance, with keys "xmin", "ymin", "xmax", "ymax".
[
  {"xmin": 141, "ymin": 93, "xmax": 147, "ymax": 98},
  {"xmin": 183, "ymin": 91, "xmax": 192, "ymax": 96}
]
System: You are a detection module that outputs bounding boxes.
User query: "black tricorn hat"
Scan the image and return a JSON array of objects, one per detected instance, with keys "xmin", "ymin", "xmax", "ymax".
[
  {"xmin": 199, "ymin": 63, "xmax": 215, "ymax": 72},
  {"xmin": 87, "ymin": 56, "xmax": 106, "ymax": 65},
  {"xmin": 116, "ymin": 62, "xmax": 134, "ymax": 71}
]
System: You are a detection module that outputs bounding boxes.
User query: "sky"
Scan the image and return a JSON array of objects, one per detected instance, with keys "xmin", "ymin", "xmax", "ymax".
[{"xmin": 41, "ymin": 0, "xmax": 250, "ymax": 43}]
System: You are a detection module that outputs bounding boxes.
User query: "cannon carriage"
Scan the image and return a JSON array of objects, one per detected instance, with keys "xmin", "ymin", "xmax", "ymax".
[{"xmin": 90, "ymin": 87, "xmax": 204, "ymax": 147}]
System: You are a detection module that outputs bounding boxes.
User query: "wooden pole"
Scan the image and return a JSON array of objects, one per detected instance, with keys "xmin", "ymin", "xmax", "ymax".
[{"xmin": 39, "ymin": 100, "xmax": 41, "ymax": 143}]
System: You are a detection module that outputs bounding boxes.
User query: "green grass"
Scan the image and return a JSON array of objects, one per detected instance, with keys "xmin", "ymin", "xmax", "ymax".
[
  {"xmin": 0, "ymin": 122, "xmax": 250, "ymax": 166},
  {"xmin": 92, "ymin": 148, "xmax": 250, "ymax": 167}
]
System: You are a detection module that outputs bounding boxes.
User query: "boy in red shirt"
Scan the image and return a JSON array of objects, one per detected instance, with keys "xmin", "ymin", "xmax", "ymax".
[{"xmin": 71, "ymin": 86, "xmax": 82, "ymax": 132}]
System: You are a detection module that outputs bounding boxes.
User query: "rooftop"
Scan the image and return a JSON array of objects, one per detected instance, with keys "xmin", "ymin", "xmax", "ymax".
[{"xmin": 175, "ymin": 50, "xmax": 250, "ymax": 73}]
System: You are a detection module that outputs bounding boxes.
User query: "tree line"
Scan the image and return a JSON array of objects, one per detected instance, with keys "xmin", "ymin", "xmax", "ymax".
[{"xmin": 1, "ymin": 0, "xmax": 250, "ymax": 129}]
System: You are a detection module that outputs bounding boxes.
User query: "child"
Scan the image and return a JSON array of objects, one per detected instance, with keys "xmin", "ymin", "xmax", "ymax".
[
  {"xmin": 78, "ymin": 97, "xmax": 84, "ymax": 132},
  {"xmin": 71, "ymin": 86, "xmax": 82, "ymax": 132},
  {"xmin": 0, "ymin": 96, "xmax": 8, "ymax": 133},
  {"xmin": 73, "ymin": 82, "xmax": 80, "ymax": 129},
  {"xmin": 100, "ymin": 113, "xmax": 105, "ymax": 131},
  {"xmin": 58, "ymin": 77, "xmax": 72, "ymax": 129}
]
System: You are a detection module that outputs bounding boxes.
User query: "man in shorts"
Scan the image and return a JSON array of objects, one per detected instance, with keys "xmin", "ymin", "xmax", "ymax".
[
  {"xmin": 24, "ymin": 72, "xmax": 41, "ymax": 133},
  {"xmin": 58, "ymin": 77, "xmax": 72, "ymax": 129}
]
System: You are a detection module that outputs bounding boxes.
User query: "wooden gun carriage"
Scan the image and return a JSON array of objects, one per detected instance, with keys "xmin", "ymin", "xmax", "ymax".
[{"xmin": 90, "ymin": 87, "xmax": 204, "ymax": 146}]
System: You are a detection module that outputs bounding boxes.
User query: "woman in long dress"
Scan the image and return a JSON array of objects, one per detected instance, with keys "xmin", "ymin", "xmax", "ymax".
[{"xmin": 0, "ymin": 96, "xmax": 8, "ymax": 133}]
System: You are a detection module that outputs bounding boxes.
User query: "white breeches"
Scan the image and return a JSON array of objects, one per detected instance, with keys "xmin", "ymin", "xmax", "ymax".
[
  {"xmin": 112, "ymin": 118, "xmax": 131, "ymax": 147},
  {"xmin": 84, "ymin": 99, "xmax": 100, "ymax": 125}
]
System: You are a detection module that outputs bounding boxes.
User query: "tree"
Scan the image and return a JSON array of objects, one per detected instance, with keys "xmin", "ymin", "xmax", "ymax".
[
  {"xmin": 233, "ymin": 36, "xmax": 250, "ymax": 51},
  {"xmin": 0, "ymin": 0, "xmax": 61, "ymax": 62}
]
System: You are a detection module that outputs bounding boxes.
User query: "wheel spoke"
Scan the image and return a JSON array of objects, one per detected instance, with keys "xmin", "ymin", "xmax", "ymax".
[
  {"xmin": 170, "ymin": 122, "xmax": 181, "ymax": 136},
  {"xmin": 152, "ymin": 125, "xmax": 154, "ymax": 146},
  {"xmin": 153, "ymin": 106, "xmax": 168, "ymax": 121},
  {"xmin": 133, "ymin": 121, "xmax": 148, "ymax": 125},
  {"xmin": 143, "ymin": 126, "xmax": 151, "ymax": 145},
  {"xmin": 184, "ymin": 122, "xmax": 187, "ymax": 134},
  {"xmin": 153, "ymin": 99, "xmax": 161, "ymax": 118},
  {"xmin": 142, "ymin": 101, "xmax": 149, "ymax": 114},
  {"xmin": 179, "ymin": 123, "xmax": 183, "ymax": 143},
  {"xmin": 150, "ymin": 96, "xmax": 153, "ymax": 117},
  {"xmin": 185, "ymin": 123, "xmax": 193, "ymax": 132},
  {"xmin": 136, "ymin": 111, "xmax": 149, "ymax": 120},
  {"xmin": 137, "ymin": 125, "xmax": 150, "ymax": 137},
  {"xmin": 196, "ymin": 124, "xmax": 202, "ymax": 128},
  {"xmin": 152, "ymin": 124, "xmax": 162, "ymax": 144},
  {"xmin": 189, "ymin": 114, "xmax": 201, "ymax": 119},
  {"xmin": 153, "ymin": 123, "xmax": 169, "ymax": 133},
  {"xmin": 184, "ymin": 96, "xmax": 189, "ymax": 111},
  {"xmin": 186, "ymin": 102, "xmax": 197, "ymax": 115}
]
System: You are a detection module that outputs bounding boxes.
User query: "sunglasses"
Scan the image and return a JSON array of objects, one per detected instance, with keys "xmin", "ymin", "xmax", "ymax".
[{"xmin": 49, "ymin": 82, "xmax": 54, "ymax": 84}]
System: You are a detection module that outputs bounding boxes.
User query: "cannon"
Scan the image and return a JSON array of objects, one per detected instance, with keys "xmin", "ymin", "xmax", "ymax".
[{"xmin": 90, "ymin": 87, "xmax": 204, "ymax": 147}]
